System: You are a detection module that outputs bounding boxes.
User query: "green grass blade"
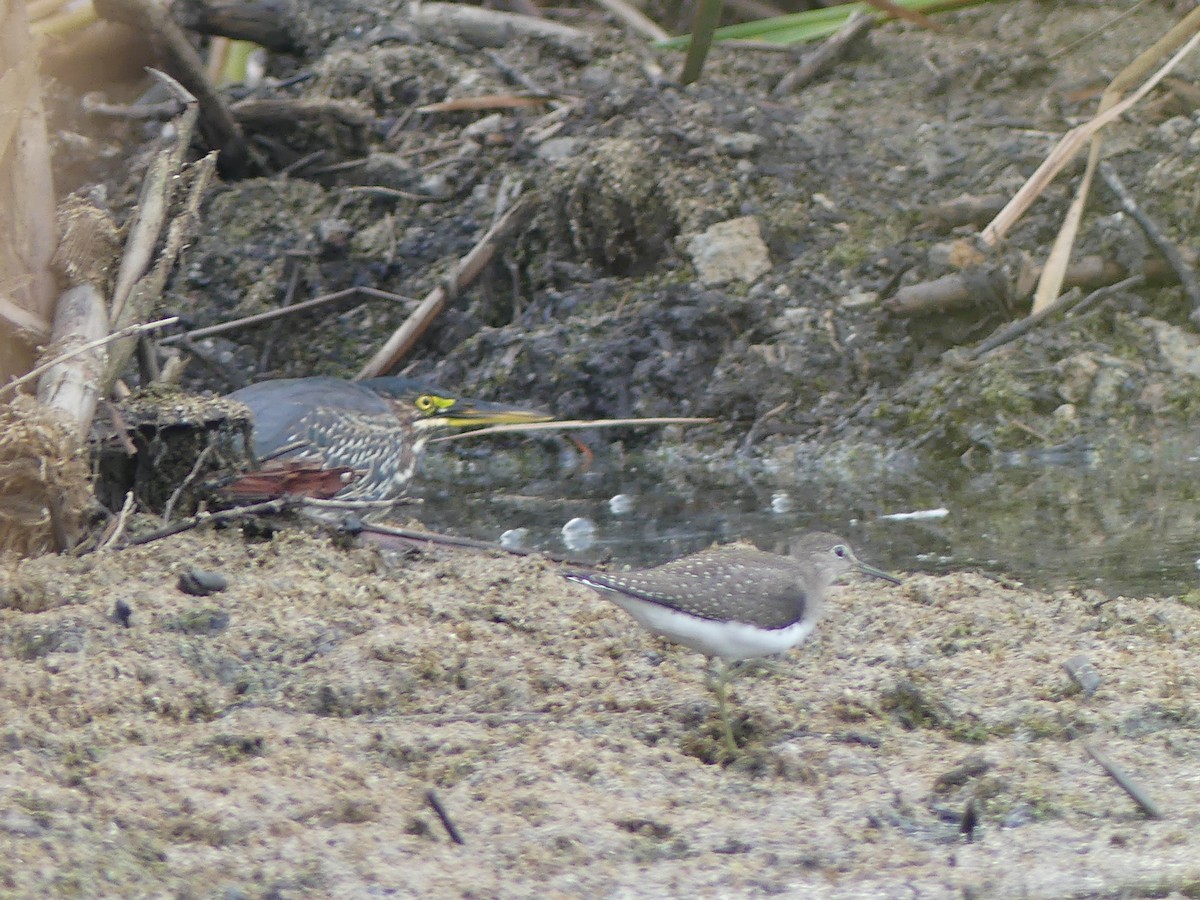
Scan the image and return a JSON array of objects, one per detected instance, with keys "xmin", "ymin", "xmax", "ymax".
[
  {"xmin": 657, "ymin": 0, "xmax": 990, "ymax": 51},
  {"xmin": 680, "ymin": 0, "xmax": 724, "ymax": 83}
]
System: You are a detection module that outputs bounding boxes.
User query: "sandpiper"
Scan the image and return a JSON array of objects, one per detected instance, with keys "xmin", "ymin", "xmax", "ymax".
[{"xmin": 564, "ymin": 532, "xmax": 901, "ymax": 754}]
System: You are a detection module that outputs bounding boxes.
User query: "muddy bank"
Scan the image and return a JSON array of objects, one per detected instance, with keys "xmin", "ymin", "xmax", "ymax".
[{"xmin": 2, "ymin": 526, "xmax": 1199, "ymax": 895}]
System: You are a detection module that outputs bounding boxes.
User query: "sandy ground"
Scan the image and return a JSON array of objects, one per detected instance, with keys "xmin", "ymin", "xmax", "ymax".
[{"xmin": 2, "ymin": 523, "xmax": 1198, "ymax": 897}]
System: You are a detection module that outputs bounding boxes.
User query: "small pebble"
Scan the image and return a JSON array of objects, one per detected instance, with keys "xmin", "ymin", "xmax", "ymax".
[
  {"xmin": 561, "ymin": 517, "xmax": 597, "ymax": 552},
  {"xmin": 1062, "ymin": 655, "xmax": 1102, "ymax": 697},
  {"xmin": 178, "ymin": 569, "xmax": 228, "ymax": 597},
  {"xmin": 770, "ymin": 492, "xmax": 793, "ymax": 514}
]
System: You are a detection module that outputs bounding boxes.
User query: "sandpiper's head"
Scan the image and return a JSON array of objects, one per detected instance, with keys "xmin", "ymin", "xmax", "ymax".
[{"xmin": 791, "ymin": 531, "xmax": 901, "ymax": 586}]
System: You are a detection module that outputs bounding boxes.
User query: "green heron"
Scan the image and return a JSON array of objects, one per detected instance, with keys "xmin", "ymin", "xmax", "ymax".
[
  {"xmin": 227, "ymin": 376, "xmax": 552, "ymax": 501},
  {"xmin": 564, "ymin": 533, "xmax": 901, "ymax": 754}
]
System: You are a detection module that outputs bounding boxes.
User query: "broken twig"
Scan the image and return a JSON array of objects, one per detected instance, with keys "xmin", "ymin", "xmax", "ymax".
[
  {"xmin": 1, "ymin": 316, "xmax": 179, "ymax": 400},
  {"xmin": 407, "ymin": 2, "xmax": 591, "ymax": 60},
  {"xmin": 92, "ymin": 0, "xmax": 249, "ymax": 172},
  {"xmin": 884, "ymin": 255, "xmax": 1179, "ymax": 317},
  {"xmin": 980, "ymin": 21, "xmax": 1200, "ymax": 251},
  {"xmin": 772, "ymin": 11, "xmax": 873, "ymax": 97},
  {"xmin": 425, "ymin": 790, "xmax": 465, "ymax": 845},
  {"xmin": 590, "ymin": 0, "xmax": 669, "ymax": 42},
  {"xmin": 110, "ymin": 498, "xmax": 294, "ymax": 550},
  {"xmin": 957, "ymin": 275, "xmax": 1144, "ymax": 363},
  {"xmin": 355, "ymin": 195, "xmax": 534, "ymax": 379},
  {"xmin": 1097, "ymin": 161, "xmax": 1200, "ymax": 324},
  {"xmin": 1084, "ymin": 741, "xmax": 1162, "ymax": 819}
]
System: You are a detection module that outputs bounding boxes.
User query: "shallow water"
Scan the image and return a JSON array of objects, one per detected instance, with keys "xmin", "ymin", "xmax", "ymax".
[{"xmin": 409, "ymin": 439, "xmax": 1200, "ymax": 599}]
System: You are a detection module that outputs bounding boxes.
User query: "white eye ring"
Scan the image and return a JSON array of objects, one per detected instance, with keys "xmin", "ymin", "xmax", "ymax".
[{"xmin": 832, "ymin": 544, "xmax": 848, "ymax": 559}]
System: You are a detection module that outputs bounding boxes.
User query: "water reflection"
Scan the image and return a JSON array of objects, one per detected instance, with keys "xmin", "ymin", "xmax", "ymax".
[{"xmin": 408, "ymin": 439, "xmax": 1200, "ymax": 598}]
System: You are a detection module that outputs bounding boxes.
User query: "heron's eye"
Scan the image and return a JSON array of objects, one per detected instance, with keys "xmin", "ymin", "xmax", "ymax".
[
  {"xmin": 415, "ymin": 395, "xmax": 436, "ymax": 413},
  {"xmin": 832, "ymin": 544, "xmax": 848, "ymax": 558}
]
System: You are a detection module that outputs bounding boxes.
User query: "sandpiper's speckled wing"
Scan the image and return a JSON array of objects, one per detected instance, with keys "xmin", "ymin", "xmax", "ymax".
[{"xmin": 566, "ymin": 547, "xmax": 812, "ymax": 630}]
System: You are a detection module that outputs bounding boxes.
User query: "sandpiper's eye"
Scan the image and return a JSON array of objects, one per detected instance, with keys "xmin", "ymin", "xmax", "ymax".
[
  {"xmin": 832, "ymin": 544, "xmax": 848, "ymax": 558},
  {"xmin": 415, "ymin": 395, "xmax": 436, "ymax": 413}
]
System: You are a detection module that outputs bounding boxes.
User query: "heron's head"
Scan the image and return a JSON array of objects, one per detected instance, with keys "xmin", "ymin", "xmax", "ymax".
[{"xmin": 364, "ymin": 377, "xmax": 554, "ymax": 438}]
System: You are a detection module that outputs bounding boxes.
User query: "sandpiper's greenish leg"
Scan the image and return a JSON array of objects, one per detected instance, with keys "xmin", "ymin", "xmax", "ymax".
[
  {"xmin": 564, "ymin": 532, "xmax": 902, "ymax": 755},
  {"xmin": 713, "ymin": 661, "xmax": 737, "ymax": 757}
]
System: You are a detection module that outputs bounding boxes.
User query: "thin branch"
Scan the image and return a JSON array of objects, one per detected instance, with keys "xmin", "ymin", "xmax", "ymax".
[
  {"xmin": 0, "ymin": 292, "xmax": 52, "ymax": 342},
  {"xmin": 429, "ymin": 416, "xmax": 715, "ymax": 443},
  {"xmin": 884, "ymin": 254, "xmax": 1181, "ymax": 317},
  {"xmin": 425, "ymin": 791, "xmax": 466, "ymax": 845},
  {"xmin": 590, "ymin": 0, "xmax": 669, "ymax": 42},
  {"xmin": 1084, "ymin": 741, "xmax": 1163, "ymax": 819},
  {"xmin": 160, "ymin": 287, "xmax": 420, "ymax": 344},
  {"xmin": 1, "ymin": 317, "xmax": 179, "ymax": 400},
  {"xmin": 773, "ymin": 10, "xmax": 873, "ymax": 97},
  {"xmin": 91, "ymin": 1, "xmax": 249, "ymax": 172},
  {"xmin": 357, "ymin": 521, "xmax": 569, "ymax": 562},
  {"xmin": 109, "ymin": 498, "xmax": 294, "ymax": 550},
  {"xmin": 1097, "ymin": 161, "xmax": 1200, "ymax": 322},
  {"xmin": 96, "ymin": 491, "xmax": 137, "ymax": 551},
  {"xmin": 161, "ymin": 438, "xmax": 216, "ymax": 523},
  {"xmin": 406, "ymin": 2, "xmax": 593, "ymax": 60},
  {"xmin": 299, "ymin": 496, "xmax": 416, "ymax": 511},
  {"xmin": 962, "ymin": 275, "xmax": 1144, "ymax": 362}
]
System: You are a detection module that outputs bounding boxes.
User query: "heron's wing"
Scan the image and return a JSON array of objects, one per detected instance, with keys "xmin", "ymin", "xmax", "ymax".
[{"xmin": 227, "ymin": 378, "xmax": 392, "ymax": 459}]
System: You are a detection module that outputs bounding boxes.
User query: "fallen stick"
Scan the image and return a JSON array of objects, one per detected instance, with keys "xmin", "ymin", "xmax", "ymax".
[
  {"xmin": 884, "ymin": 254, "xmax": 1183, "ymax": 317},
  {"xmin": 591, "ymin": 0, "xmax": 669, "ymax": 42},
  {"xmin": 980, "ymin": 22, "xmax": 1200, "ymax": 249},
  {"xmin": 1098, "ymin": 161, "xmax": 1200, "ymax": 325},
  {"xmin": 357, "ymin": 521, "xmax": 569, "ymax": 562},
  {"xmin": 110, "ymin": 498, "xmax": 294, "ymax": 550},
  {"xmin": 354, "ymin": 196, "xmax": 534, "ymax": 380},
  {"xmin": 1084, "ymin": 741, "xmax": 1163, "ymax": 819},
  {"xmin": 425, "ymin": 790, "xmax": 466, "ymax": 846},
  {"xmin": 959, "ymin": 275, "xmax": 1144, "ymax": 363},
  {"xmin": 772, "ymin": 11, "xmax": 873, "ymax": 97},
  {"xmin": 408, "ymin": 2, "xmax": 592, "ymax": 60}
]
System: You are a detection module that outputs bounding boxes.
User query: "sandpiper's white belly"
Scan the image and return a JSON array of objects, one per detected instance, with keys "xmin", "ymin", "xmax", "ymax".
[{"xmin": 608, "ymin": 593, "xmax": 818, "ymax": 660}]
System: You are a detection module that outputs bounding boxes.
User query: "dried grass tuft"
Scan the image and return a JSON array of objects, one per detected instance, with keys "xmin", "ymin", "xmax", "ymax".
[{"xmin": 0, "ymin": 395, "xmax": 93, "ymax": 557}]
